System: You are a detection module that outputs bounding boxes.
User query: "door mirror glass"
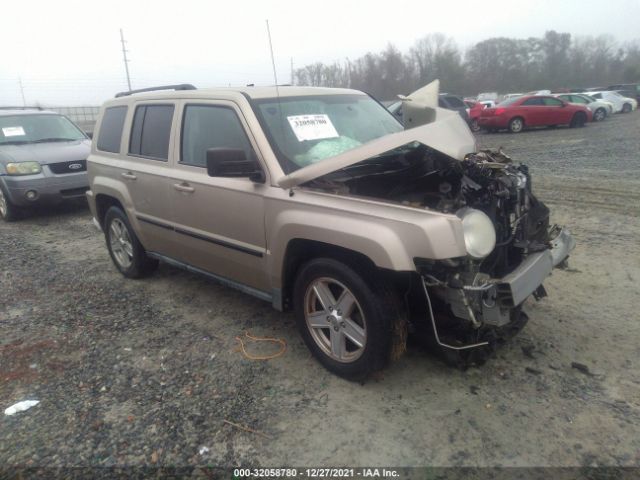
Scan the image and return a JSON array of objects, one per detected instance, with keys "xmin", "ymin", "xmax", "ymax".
[{"xmin": 206, "ymin": 148, "xmax": 265, "ymax": 183}]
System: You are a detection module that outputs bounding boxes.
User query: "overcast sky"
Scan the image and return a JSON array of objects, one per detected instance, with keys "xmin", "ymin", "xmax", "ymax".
[{"xmin": 1, "ymin": 0, "xmax": 639, "ymax": 106}]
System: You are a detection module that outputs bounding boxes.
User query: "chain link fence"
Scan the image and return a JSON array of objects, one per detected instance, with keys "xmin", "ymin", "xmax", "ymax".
[{"xmin": 48, "ymin": 106, "xmax": 100, "ymax": 134}]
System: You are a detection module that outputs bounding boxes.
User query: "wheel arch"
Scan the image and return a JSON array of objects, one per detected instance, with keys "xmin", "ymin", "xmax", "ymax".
[
  {"xmin": 95, "ymin": 194, "xmax": 126, "ymax": 229},
  {"xmin": 279, "ymin": 238, "xmax": 411, "ymax": 311}
]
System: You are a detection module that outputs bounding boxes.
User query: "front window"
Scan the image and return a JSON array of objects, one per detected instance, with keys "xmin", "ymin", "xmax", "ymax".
[
  {"xmin": 0, "ymin": 114, "xmax": 86, "ymax": 145},
  {"xmin": 251, "ymin": 94, "xmax": 402, "ymax": 173}
]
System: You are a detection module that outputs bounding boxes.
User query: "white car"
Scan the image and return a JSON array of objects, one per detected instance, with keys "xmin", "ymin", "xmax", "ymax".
[
  {"xmin": 554, "ymin": 93, "xmax": 613, "ymax": 122},
  {"xmin": 585, "ymin": 91, "xmax": 637, "ymax": 113}
]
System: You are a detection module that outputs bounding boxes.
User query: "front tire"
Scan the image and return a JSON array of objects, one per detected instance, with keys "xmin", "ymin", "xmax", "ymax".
[
  {"xmin": 470, "ymin": 119, "xmax": 480, "ymax": 132},
  {"xmin": 0, "ymin": 186, "xmax": 20, "ymax": 222},
  {"xmin": 508, "ymin": 117, "xmax": 524, "ymax": 133},
  {"xmin": 570, "ymin": 112, "xmax": 587, "ymax": 128},
  {"xmin": 593, "ymin": 107, "xmax": 606, "ymax": 121},
  {"xmin": 104, "ymin": 206, "xmax": 158, "ymax": 278},
  {"xmin": 293, "ymin": 258, "xmax": 404, "ymax": 381}
]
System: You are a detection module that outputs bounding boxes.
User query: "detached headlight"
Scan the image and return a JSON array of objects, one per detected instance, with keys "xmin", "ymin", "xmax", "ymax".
[
  {"xmin": 457, "ymin": 208, "xmax": 496, "ymax": 259},
  {"xmin": 6, "ymin": 162, "xmax": 42, "ymax": 176}
]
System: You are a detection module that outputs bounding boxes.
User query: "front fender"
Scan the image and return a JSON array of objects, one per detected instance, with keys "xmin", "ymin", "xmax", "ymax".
[{"xmin": 266, "ymin": 194, "xmax": 467, "ymax": 287}]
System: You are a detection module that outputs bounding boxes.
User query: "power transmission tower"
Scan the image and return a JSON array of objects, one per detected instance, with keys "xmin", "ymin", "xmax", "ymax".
[
  {"xmin": 120, "ymin": 28, "xmax": 132, "ymax": 91},
  {"xmin": 290, "ymin": 57, "xmax": 294, "ymax": 85}
]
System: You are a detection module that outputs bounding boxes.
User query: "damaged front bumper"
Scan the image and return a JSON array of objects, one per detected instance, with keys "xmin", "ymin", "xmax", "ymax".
[
  {"xmin": 423, "ymin": 226, "xmax": 575, "ymax": 350},
  {"xmin": 498, "ymin": 226, "xmax": 576, "ymax": 306}
]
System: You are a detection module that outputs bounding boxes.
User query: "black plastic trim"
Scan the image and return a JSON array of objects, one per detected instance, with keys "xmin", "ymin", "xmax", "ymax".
[{"xmin": 136, "ymin": 216, "xmax": 263, "ymax": 257}]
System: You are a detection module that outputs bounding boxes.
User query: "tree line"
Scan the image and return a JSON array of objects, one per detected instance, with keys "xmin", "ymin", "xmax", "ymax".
[{"xmin": 293, "ymin": 31, "xmax": 640, "ymax": 100}]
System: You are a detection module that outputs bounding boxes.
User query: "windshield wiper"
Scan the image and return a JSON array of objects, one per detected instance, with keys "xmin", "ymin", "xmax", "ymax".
[
  {"xmin": 32, "ymin": 137, "xmax": 78, "ymax": 143},
  {"xmin": 0, "ymin": 140, "xmax": 32, "ymax": 145}
]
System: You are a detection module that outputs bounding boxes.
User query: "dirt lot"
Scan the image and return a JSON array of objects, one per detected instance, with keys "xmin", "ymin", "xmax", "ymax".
[{"xmin": 1, "ymin": 112, "xmax": 639, "ymax": 471}]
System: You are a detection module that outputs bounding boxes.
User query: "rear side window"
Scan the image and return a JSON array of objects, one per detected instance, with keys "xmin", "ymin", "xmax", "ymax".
[
  {"xmin": 522, "ymin": 97, "xmax": 544, "ymax": 106},
  {"xmin": 129, "ymin": 104, "xmax": 174, "ymax": 160},
  {"xmin": 181, "ymin": 105, "xmax": 253, "ymax": 168},
  {"xmin": 97, "ymin": 106, "xmax": 127, "ymax": 153}
]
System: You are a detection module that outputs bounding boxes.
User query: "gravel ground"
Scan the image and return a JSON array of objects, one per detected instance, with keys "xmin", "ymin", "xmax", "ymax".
[{"xmin": 1, "ymin": 111, "xmax": 639, "ymax": 472}]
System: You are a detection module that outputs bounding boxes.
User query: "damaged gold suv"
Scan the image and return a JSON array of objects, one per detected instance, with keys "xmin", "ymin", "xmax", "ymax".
[{"xmin": 87, "ymin": 83, "xmax": 574, "ymax": 380}]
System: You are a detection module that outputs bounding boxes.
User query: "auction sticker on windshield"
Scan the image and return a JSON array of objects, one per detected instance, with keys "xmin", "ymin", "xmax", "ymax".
[
  {"xmin": 2, "ymin": 126, "xmax": 26, "ymax": 137},
  {"xmin": 287, "ymin": 114, "xmax": 339, "ymax": 142}
]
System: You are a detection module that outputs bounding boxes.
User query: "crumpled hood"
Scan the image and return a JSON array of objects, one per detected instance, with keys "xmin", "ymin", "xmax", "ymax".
[
  {"xmin": 0, "ymin": 139, "xmax": 91, "ymax": 165},
  {"xmin": 278, "ymin": 108, "xmax": 476, "ymax": 189}
]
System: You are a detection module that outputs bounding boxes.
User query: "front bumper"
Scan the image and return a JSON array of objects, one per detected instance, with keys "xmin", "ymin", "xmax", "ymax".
[
  {"xmin": 496, "ymin": 226, "xmax": 575, "ymax": 306},
  {"xmin": 1, "ymin": 171, "xmax": 89, "ymax": 207},
  {"xmin": 432, "ymin": 226, "xmax": 575, "ymax": 328}
]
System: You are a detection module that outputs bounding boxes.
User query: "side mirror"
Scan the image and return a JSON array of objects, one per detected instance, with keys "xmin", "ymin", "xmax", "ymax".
[
  {"xmin": 86, "ymin": 132, "xmax": 93, "ymax": 139},
  {"xmin": 206, "ymin": 148, "xmax": 265, "ymax": 183}
]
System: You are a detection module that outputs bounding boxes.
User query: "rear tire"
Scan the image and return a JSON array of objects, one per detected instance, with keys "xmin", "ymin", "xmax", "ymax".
[
  {"xmin": 622, "ymin": 103, "xmax": 632, "ymax": 113},
  {"xmin": 570, "ymin": 112, "xmax": 587, "ymax": 128},
  {"xmin": 593, "ymin": 107, "xmax": 606, "ymax": 122},
  {"xmin": 0, "ymin": 185, "xmax": 21, "ymax": 222},
  {"xmin": 293, "ymin": 257, "xmax": 405, "ymax": 381},
  {"xmin": 508, "ymin": 117, "xmax": 524, "ymax": 133},
  {"xmin": 104, "ymin": 206, "xmax": 158, "ymax": 278},
  {"xmin": 470, "ymin": 119, "xmax": 480, "ymax": 132}
]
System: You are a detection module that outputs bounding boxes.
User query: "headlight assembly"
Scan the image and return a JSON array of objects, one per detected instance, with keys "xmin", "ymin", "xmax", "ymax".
[
  {"xmin": 6, "ymin": 162, "xmax": 42, "ymax": 176},
  {"xmin": 457, "ymin": 208, "xmax": 496, "ymax": 259}
]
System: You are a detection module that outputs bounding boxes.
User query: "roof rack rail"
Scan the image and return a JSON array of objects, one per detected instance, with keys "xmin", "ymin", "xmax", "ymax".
[
  {"xmin": 115, "ymin": 84, "xmax": 197, "ymax": 98},
  {"xmin": 0, "ymin": 106, "xmax": 44, "ymax": 110}
]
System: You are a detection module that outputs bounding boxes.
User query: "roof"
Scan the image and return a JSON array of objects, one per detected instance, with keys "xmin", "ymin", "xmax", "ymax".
[{"xmin": 106, "ymin": 86, "xmax": 364, "ymax": 104}]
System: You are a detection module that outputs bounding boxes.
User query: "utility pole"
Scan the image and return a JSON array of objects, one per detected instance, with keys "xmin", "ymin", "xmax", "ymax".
[
  {"xmin": 290, "ymin": 57, "xmax": 294, "ymax": 85},
  {"xmin": 120, "ymin": 28, "xmax": 132, "ymax": 91},
  {"xmin": 18, "ymin": 77, "xmax": 26, "ymax": 106}
]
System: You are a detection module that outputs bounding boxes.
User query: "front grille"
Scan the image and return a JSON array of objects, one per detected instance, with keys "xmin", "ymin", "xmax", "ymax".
[{"xmin": 48, "ymin": 160, "xmax": 87, "ymax": 175}]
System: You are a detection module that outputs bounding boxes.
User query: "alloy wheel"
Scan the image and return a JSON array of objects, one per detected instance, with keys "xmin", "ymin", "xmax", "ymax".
[
  {"xmin": 109, "ymin": 218, "xmax": 134, "ymax": 269},
  {"xmin": 510, "ymin": 118, "xmax": 523, "ymax": 133},
  {"xmin": 0, "ymin": 189, "xmax": 7, "ymax": 218},
  {"xmin": 303, "ymin": 277, "xmax": 367, "ymax": 363}
]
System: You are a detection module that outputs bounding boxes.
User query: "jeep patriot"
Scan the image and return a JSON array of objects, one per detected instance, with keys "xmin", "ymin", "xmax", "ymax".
[{"xmin": 87, "ymin": 84, "xmax": 574, "ymax": 379}]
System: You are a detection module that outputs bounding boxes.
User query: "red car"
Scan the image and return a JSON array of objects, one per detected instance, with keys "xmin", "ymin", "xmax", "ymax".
[{"xmin": 478, "ymin": 95, "xmax": 593, "ymax": 133}]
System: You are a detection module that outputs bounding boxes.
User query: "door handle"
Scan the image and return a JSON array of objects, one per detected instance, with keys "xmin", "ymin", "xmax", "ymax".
[
  {"xmin": 173, "ymin": 182, "xmax": 195, "ymax": 193},
  {"xmin": 121, "ymin": 172, "xmax": 137, "ymax": 180}
]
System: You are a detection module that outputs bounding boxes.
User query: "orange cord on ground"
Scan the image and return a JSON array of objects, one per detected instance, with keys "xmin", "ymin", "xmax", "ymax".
[{"xmin": 234, "ymin": 331, "xmax": 287, "ymax": 360}]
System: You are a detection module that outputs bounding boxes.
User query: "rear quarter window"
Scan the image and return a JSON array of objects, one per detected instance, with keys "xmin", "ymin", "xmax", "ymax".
[{"xmin": 97, "ymin": 106, "xmax": 127, "ymax": 153}]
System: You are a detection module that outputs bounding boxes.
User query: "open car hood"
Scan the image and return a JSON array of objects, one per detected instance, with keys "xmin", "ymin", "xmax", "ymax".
[{"xmin": 277, "ymin": 106, "xmax": 476, "ymax": 189}]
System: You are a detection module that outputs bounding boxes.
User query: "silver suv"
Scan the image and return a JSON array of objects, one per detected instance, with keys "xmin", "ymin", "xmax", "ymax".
[
  {"xmin": 0, "ymin": 107, "xmax": 91, "ymax": 221},
  {"xmin": 87, "ymin": 84, "xmax": 574, "ymax": 380}
]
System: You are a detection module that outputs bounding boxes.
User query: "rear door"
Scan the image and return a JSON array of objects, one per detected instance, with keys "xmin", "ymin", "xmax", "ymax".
[
  {"xmin": 121, "ymin": 102, "xmax": 179, "ymax": 255},
  {"xmin": 520, "ymin": 97, "xmax": 545, "ymax": 125},
  {"xmin": 167, "ymin": 100, "xmax": 269, "ymax": 292}
]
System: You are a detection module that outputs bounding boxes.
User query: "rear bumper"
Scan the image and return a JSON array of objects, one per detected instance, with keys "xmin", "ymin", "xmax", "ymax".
[
  {"xmin": 478, "ymin": 116, "xmax": 507, "ymax": 128},
  {"xmin": 1, "ymin": 172, "xmax": 89, "ymax": 207}
]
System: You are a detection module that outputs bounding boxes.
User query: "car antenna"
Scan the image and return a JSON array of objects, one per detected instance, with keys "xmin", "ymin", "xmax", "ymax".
[{"xmin": 266, "ymin": 19, "xmax": 287, "ymax": 161}]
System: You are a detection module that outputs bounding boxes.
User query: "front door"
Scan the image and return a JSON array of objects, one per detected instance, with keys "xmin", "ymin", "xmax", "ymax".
[
  {"xmin": 168, "ymin": 101, "xmax": 269, "ymax": 293},
  {"xmin": 541, "ymin": 96, "xmax": 572, "ymax": 124}
]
